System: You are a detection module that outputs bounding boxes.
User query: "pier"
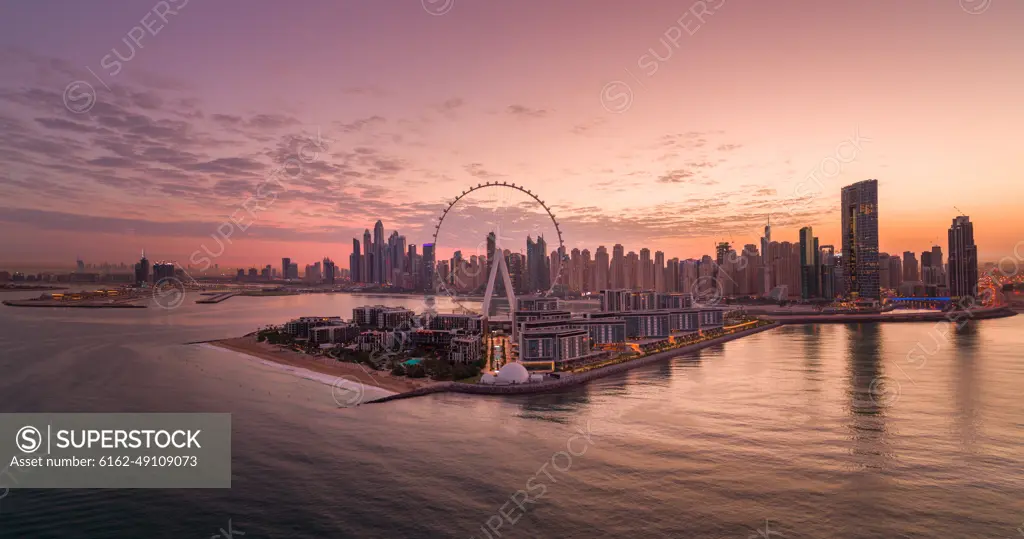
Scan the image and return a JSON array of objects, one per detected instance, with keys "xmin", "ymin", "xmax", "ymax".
[{"xmin": 195, "ymin": 292, "xmax": 237, "ymax": 304}]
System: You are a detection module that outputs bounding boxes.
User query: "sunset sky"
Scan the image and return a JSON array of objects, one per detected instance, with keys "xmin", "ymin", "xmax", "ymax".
[{"xmin": 1, "ymin": 0, "xmax": 1022, "ymax": 269}]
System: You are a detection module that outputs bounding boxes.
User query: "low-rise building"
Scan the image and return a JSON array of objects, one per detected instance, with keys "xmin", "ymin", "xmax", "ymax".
[
  {"xmin": 516, "ymin": 295, "xmax": 560, "ymax": 311},
  {"xmin": 356, "ymin": 330, "xmax": 399, "ymax": 353},
  {"xmin": 352, "ymin": 305, "xmax": 385, "ymax": 326},
  {"xmin": 519, "ymin": 326, "xmax": 607, "ymax": 372},
  {"xmin": 513, "ymin": 310, "xmax": 572, "ymax": 336},
  {"xmin": 352, "ymin": 305, "xmax": 415, "ymax": 329},
  {"xmin": 572, "ymin": 317, "xmax": 627, "ymax": 344},
  {"xmin": 599, "ymin": 289, "xmax": 631, "ymax": 312},
  {"xmin": 698, "ymin": 308, "xmax": 725, "ymax": 330},
  {"xmin": 586, "ymin": 308, "xmax": 723, "ymax": 338},
  {"xmin": 450, "ymin": 334, "xmax": 483, "ymax": 364},
  {"xmin": 599, "ymin": 290, "xmax": 664, "ymax": 312},
  {"xmin": 309, "ymin": 324, "xmax": 361, "ymax": 345},
  {"xmin": 428, "ymin": 313, "xmax": 485, "ymax": 333},
  {"xmin": 657, "ymin": 293, "xmax": 694, "ymax": 310},
  {"xmin": 408, "ymin": 328, "xmax": 458, "ymax": 348},
  {"xmin": 666, "ymin": 310, "xmax": 699, "ymax": 332},
  {"xmin": 587, "ymin": 311, "xmax": 670, "ymax": 339},
  {"xmin": 285, "ymin": 316, "xmax": 346, "ymax": 338}
]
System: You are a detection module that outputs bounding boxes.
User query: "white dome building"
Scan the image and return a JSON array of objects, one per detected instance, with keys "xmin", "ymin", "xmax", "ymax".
[{"xmin": 495, "ymin": 362, "xmax": 530, "ymax": 384}]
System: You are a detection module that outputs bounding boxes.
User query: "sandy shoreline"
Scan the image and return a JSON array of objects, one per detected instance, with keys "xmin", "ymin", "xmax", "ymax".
[{"xmin": 207, "ymin": 336, "xmax": 441, "ymax": 394}]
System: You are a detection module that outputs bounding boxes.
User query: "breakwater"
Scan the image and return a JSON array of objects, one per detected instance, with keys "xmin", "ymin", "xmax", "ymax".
[
  {"xmin": 362, "ymin": 322, "xmax": 780, "ymax": 404},
  {"xmin": 195, "ymin": 292, "xmax": 236, "ymax": 304},
  {"xmin": 1, "ymin": 300, "xmax": 146, "ymax": 308},
  {"xmin": 770, "ymin": 305, "xmax": 1016, "ymax": 324}
]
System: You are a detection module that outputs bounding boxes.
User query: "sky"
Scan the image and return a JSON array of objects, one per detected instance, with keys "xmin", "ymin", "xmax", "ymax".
[{"xmin": 1, "ymin": 0, "xmax": 1022, "ymax": 270}]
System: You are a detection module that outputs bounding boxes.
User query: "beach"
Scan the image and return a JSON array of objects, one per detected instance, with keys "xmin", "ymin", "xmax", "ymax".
[{"xmin": 207, "ymin": 336, "xmax": 441, "ymax": 394}]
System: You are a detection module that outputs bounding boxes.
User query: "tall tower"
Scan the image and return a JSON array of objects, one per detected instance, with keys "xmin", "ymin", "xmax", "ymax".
[
  {"xmin": 525, "ymin": 234, "xmax": 548, "ymax": 293},
  {"xmin": 611, "ymin": 244, "xmax": 625, "ymax": 288},
  {"xmin": 362, "ymin": 229, "xmax": 371, "ymax": 284},
  {"xmin": 422, "ymin": 243, "xmax": 436, "ymax": 293},
  {"xmin": 903, "ymin": 251, "xmax": 919, "ymax": 282},
  {"xmin": 350, "ymin": 238, "xmax": 361, "ymax": 283},
  {"xmin": 654, "ymin": 250, "xmax": 665, "ymax": 292},
  {"xmin": 373, "ymin": 220, "xmax": 385, "ymax": 284},
  {"xmin": 595, "ymin": 246, "xmax": 609, "ymax": 291},
  {"xmin": 639, "ymin": 248, "xmax": 652, "ymax": 289},
  {"xmin": 948, "ymin": 216, "xmax": 978, "ymax": 300},
  {"xmin": 840, "ymin": 179, "xmax": 880, "ymax": 301},
  {"xmin": 136, "ymin": 249, "xmax": 150, "ymax": 285},
  {"xmin": 761, "ymin": 216, "xmax": 772, "ymax": 296},
  {"xmin": 799, "ymin": 226, "xmax": 820, "ymax": 299}
]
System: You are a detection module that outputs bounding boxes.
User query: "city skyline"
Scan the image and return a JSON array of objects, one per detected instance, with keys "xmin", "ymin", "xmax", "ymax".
[
  {"xmin": 3, "ymin": 4, "xmax": 1023, "ymax": 539},
  {"xmin": 2, "ymin": 1, "xmax": 1024, "ymax": 267},
  {"xmin": 2, "ymin": 211, "xmax": 988, "ymax": 276}
]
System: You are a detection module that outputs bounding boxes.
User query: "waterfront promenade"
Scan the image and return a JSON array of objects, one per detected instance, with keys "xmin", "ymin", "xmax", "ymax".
[
  {"xmin": 768, "ymin": 305, "xmax": 1016, "ymax": 324},
  {"xmin": 363, "ymin": 322, "xmax": 780, "ymax": 404}
]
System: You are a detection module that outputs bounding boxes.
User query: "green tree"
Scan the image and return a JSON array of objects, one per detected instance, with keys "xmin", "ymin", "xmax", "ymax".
[{"xmin": 407, "ymin": 364, "xmax": 427, "ymax": 378}]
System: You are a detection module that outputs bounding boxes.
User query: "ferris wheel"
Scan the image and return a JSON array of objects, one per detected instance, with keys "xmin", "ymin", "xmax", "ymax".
[{"xmin": 431, "ymin": 181, "xmax": 566, "ymax": 315}]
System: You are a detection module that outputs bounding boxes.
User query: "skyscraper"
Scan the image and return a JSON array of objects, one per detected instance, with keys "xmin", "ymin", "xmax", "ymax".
[
  {"xmin": 799, "ymin": 227, "xmax": 820, "ymax": 299},
  {"xmin": 135, "ymin": 249, "xmax": 150, "ymax": 285},
  {"xmin": 526, "ymin": 235, "xmax": 549, "ymax": 293},
  {"xmin": 879, "ymin": 253, "xmax": 891, "ymax": 289},
  {"xmin": 903, "ymin": 251, "xmax": 919, "ymax": 282},
  {"xmin": 624, "ymin": 251, "xmax": 638, "ymax": 289},
  {"xmin": 639, "ymin": 248, "xmax": 652, "ymax": 290},
  {"xmin": 761, "ymin": 217, "xmax": 772, "ymax": 296},
  {"xmin": 922, "ymin": 245, "xmax": 944, "ymax": 287},
  {"xmin": 350, "ymin": 238, "xmax": 361, "ymax": 283},
  {"xmin": 508, "ymin": 252, "xmax": 525, "ymax": 294},
  {"xmin": 569, "ymin": 248, "xmax": 582, "ymax": 292},
  {"xmin": 714, "ymin": 241, "xmax": 731, "ymax": 297},
  {"xmin": 654, "ymin": 251, "xmax": 665, "ymax": 292},
  {"xmin": 666, "ymin": 257, "xmax": 680, "ymax": 292},
  {"xmin": 407, "ymin": 244, "xmax": 418, "ymax": 288},
  {"xmin": 840, "ymin": 179, "xmax": 880, "ymax": 300},
  {"xmin": 888, "ymin": 254, "xmax": 903, "ymax": 290},
  {"xmin": 422, "ymin": 243, "xmax": 436, "ymax": 293},
  {"xmin": 282, "ymin": 257, "xmax": 291, "ymax": 281},
  {"xmin": 611, "ymin": 244, "xmax": 625, "ymax": 289},
  {"xmin": 550, "ymin": 245, "xmax": 563, "ymax": 288},
  {"xmin": 362, "ymin": 229, "xmax": 371, "ymax": 284},
  {"xmin": 393, "ymin": 233, "xmax": 406, "ymax": 276},
  {"xmin": 715, "ymin": 242, "xmax": 731, "ymax": 265},
  {"xmin": 921, "ymin": 250, "xmax": 935, "ymax": 286},
  {"xmin": 323, "ymin": 257, "xmax": 336, "ymax": 285},
  {"xmin": 948, "ymin": 216, "xmax": 978, "ymax": 300},
  {"xmin": 595, "ymin": 246, "xmax": 609, "ymax": 291},
  {"xmin": 373, "ymin": 220, "xmax": 385, "ymax": 284},
  {"xmin": 820, "ymin": 245, "xmax": 836, "ymax": 298},
  {"xmin": 580, "ymin": 248, "xmax": 592, "ymax": 293}
]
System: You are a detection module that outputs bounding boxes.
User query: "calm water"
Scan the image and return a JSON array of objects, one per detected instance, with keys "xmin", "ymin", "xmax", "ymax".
[{"xmin": 0, "ymin": 292, "xmax": 1022, "ymax": 538}]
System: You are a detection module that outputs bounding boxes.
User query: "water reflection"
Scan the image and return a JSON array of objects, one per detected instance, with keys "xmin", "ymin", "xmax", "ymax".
[
  {"xmin": 519, "ymin": 388, "xmax": 593, "ymax": 418},
  {"xmin": 952, "ymin": 323, "xmax": 980, "ymax": 450},
  {"xmin": 845, "ymin": 323, "xmax": 894, "ymax": 469},
  {"xmin": 799, "ymin": 325, "xmax": 825, "ymax": 426}
]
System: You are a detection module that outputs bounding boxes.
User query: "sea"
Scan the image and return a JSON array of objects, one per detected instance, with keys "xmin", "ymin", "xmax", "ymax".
[{"xmin": 0, "ymin": 290, "xmax": 1022, "ymax": 538}]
